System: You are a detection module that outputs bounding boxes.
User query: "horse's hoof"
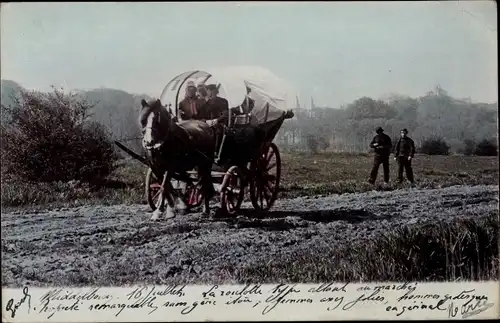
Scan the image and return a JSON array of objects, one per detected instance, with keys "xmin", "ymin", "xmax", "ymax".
[{"xmin": 165, "ymin": 210, "xmax": 177, "ymax": 220}]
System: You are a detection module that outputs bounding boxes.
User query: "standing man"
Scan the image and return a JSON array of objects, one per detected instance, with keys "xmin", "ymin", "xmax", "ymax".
[
  {"xmin": 178, "ymin": 81, "xmax": 205, "ymax": 121},
  {"xmin": 394, "ymin": 128, "xmax": 415, "ymax": 184},
  {"xmin": 368, "ymin": 126, "xmax": 393, "ymax": 185}
]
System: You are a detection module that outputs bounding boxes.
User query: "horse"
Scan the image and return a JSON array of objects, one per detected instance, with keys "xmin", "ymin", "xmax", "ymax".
[{"xmin": 139, "ymin": 98, "xmax": 216, "ymax": 220}]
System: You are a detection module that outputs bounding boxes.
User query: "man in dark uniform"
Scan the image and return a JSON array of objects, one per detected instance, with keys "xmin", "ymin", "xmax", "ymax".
[
  {"xmin": 202, "ymin": 84, "xmax": 229, "ymax": 124},
  {"xmin": 394, "ymin": 128, "xmax": 416, "ymax": 184},
  {"xmin": 178, "ymin": 81, "xmax": 205, "ymax": 121},
  {"xmin": 368, "ymin": 126, "xmax": 392, "ymax": 185},
  {"xmin": 197, "ymin": 84, "xmax": 209, "ymax": 102},
  {"xmin": 199, "ymin": 84, "xmax": 230, "ymax": 159}
]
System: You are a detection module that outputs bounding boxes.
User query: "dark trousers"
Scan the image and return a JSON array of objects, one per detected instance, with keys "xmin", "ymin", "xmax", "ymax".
[
  {"xmin": 214, "ymin": 125, "xmax": 224, "ymax": 158},
  {"xmin": 397, "ymin": 156, "xmax": 414, "ymax": 183},
  {"xmin": 369, "ymin": 155, "xmax": 390, "ymax": 183}
]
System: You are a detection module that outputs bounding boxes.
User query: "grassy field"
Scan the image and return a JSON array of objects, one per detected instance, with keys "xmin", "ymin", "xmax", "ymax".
[
  {"xmin": 1, "ymin": 152, "xmax": 498, "ymax": 211},
  {"xmin": 1, "ymin": 152, "xmax": 499, "ymax": 285}
]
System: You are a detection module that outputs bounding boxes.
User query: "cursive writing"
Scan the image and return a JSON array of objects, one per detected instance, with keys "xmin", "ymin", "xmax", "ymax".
[
  {"xmin": 308, "ymin": 282, "xmax": 349, "ymax": 293},
  {"xmin": 261, "ymin": 284, "xmax": 312, "ymax": 315},
  {"xmin": 5, "ymin": 286, "xmax": 31, "ymax": 318},
  {"xmin": 201, "ymin": 284, "xmax": 263, "ymax": 298},
  {"xmin": 342, "ymin": 289, "xmax": 385, "ymax": 311},
  {"xmin": 387, "ymin": 298, "xmax": 448, "ymax": 317},
  {"xmin": 447, "ymin": 292, "xmax": 493, "ymax": 319},
  {"xmin": 126, "ymin": 285, "xmax": 186, "ymax": 300},
  {"xmin": 39, "ymin": 298, "xmax": 79, "ymax": 319},
  {"xmin": 39, "ymin": 287, "xmax": 112, "ymax": 304}
]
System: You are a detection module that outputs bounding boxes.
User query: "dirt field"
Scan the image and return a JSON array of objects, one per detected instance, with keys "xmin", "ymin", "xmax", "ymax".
[{"xmin": 2, "ymin": 184, "xmax": 498, "ymax": 287}]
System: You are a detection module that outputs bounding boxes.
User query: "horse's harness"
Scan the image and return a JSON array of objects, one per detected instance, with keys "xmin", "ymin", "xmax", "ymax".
[{"xmin": 145, "ymin": 105, "xmax": 214, "ymax": 164}]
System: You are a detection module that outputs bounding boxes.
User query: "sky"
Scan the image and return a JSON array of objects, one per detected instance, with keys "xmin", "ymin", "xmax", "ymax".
[{"xmin": 1, "ymin": 1, "xmax": 497, "ymax": 108}]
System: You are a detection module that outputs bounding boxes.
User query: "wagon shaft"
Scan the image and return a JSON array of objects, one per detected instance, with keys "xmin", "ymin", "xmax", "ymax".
[{"xmin": 114, "ymin": 141, "xmax": 150, "ymax": 166}]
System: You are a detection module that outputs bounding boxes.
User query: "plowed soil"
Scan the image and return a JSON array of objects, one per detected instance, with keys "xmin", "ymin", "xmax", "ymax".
[{"xmin": 2, "ymin": 184, "xmax": 498, "ymax": 287}]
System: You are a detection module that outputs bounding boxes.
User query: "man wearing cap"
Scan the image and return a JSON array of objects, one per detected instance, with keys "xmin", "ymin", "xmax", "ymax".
[
  {"xmin": 394, "ymin": 128, "xmax": 416, "ymax": 184},
  {"xmin": 197, "ymin": 84, "xmax": 209, "ymax": 102},
  {"xmin": 202, "ymin": 84, "xmax": 229, "ymax": 124},
  {"xmin": 178, "ymin": 81, "xmax": 205, "ymax": 121},
  {"xmin": 368, "ymin": 126, "xmax": 393, "ymax": 185},
  {"xmin": 199, "ymin": 84, "xmax": 230, "ymax": 157}
]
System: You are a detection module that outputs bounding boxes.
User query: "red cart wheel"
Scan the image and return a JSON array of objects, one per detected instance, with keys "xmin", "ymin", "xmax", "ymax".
[
  {"xmin": 184, "ymin": 181, "xmax": 204, "ymax": 208},
  {"xmin": 249, "ymin": 142, "xmax": 281, "ymax": 212},
  {"xmin": 145, "ymin": 167, "xmax": 162, "ymax": 211},
  {"xmin": 220, "ymin": 165, "xmax": 245, "ymax": 215}
]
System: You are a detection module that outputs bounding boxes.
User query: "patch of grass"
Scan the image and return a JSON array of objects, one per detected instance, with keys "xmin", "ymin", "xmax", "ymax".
[
  {"xmin": 279, "ymin": 153, "xmax": 499, "ymax": 198},
  {"xmin": 1, "ymin": 153, "xmax": 498, "ymax": 210},
  {"xmin": 225, "ymin": 212, "xmax": 499, "ymax": 283},
  {"xmin": 0, "ymin": 158, "xmax": 147, "ymax": 211}
]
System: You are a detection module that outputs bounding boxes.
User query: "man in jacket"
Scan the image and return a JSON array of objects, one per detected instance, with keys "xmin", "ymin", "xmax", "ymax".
[
  {"xmin": 368, "ymin": 126, "xmax": 392, "ymax": 185},
  {"xmin": 202, "ymin": 84, "xmax": 229, "ymax": 124},
  {"xmin": 198, "ymin": 84, "xmax": 230, "ymax": 159},
  {"xmin": 394, "ymin": 128, "xmax": 415, "ymax": 184},
  {"xmin": 178, "ymin": 81, "xmax": 205, "ymax": 121}
]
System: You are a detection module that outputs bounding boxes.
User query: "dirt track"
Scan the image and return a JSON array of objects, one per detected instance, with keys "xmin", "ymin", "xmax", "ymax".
[{"xmin": 2, "ymin": 184, "xmax": 498, "ymax": 287}]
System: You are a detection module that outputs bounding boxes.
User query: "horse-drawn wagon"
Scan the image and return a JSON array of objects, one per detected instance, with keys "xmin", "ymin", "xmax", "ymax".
[{"xmin": 115, "ymin": 66, "xmax": 295, "ymax": 217}]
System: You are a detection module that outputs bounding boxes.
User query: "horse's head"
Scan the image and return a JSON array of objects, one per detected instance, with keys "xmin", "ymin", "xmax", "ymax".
[{"xmin": 139, "ymin": 98, "xmax": 173, "ymax": 150}]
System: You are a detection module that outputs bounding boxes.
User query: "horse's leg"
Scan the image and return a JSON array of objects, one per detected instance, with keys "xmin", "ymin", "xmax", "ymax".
[
  {"xmin": 199, "ymin": 163, "xmax": 215, "ymax": 216},
  {"xmin": 151, "ymin": 171, "xmax": 177, "ymax": 220}
]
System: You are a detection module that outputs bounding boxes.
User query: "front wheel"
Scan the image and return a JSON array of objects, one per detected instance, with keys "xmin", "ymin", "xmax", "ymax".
[
  {"xmin": 145, "ymin": 168, "xmax": 162, "ymax": 211},
  {"xmin": 220, "ymin": 165, "xmax": 245, "ymax": 215}
]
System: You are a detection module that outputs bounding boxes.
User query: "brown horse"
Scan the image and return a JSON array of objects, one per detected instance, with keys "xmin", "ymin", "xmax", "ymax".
[{"xmin": 139, "ymin": 98, "xmax": 216, "ymax": 220}]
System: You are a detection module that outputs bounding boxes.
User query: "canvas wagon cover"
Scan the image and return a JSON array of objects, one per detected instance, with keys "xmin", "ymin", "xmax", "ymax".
[
  {"xmin": 159, "ymin": 66, "xmax": 297, "ymax": 125},
  {"xmin": 208, "ymin": 66, "xmax": 298, "ymax": 125}
]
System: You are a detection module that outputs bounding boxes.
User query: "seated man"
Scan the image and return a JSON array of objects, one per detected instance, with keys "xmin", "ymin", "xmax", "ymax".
[
  {"xmin": 197, "ymin": 83, "xmax": 209, "ymax": 102},
  {"xmin": 202, "ymin": 84, "xmax": 229, "ymax": 125},
  {"xmin": 178, "ymin": 81, "xmax": 205, "ymax": 121},
  {"xmin": 199, "ymin": 84, "xmax": 230, "ymax": 158}
]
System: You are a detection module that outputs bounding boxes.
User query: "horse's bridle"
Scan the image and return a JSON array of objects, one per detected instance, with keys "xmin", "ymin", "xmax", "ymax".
[
  {"xmin": 144, "ymin": 105, "xmax": 180, "ymax": 151},
  {"xmin": 143, "ymin": 108, "xmax": 165, "ymax": 151}
]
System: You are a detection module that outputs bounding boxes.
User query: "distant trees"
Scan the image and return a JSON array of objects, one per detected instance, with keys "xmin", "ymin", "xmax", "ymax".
[
  {"xmin": 277, "ymin": 85, "xmax": 497, "ymax": 154},
  {"xmin": 81, "ymin": 89, "xmax": 147, "ymax": 154}
]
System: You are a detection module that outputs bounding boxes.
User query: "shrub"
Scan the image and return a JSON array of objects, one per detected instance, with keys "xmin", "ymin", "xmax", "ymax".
[
  {"xmin": 462, "ymin": 139, "xmax": 476, "ymax": 156},
  {"xmin": 306, "ymin": 135, "xmax": 329, "ymax": 154},
  {"xmin": 475, "ymin": 138, "xmax": 498, "ymax": 156},
  {"xmin": 419, "ymin": 136, "xmax": 450, "ymax": 155},
  {"xmin": 0, "ymin": 88, "xmax": 117, "ymax": 183}
]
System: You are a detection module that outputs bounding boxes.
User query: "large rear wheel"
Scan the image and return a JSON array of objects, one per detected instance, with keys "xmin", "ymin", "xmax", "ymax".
[{"xmin": 249, "ymin": 142, "xmax": 281, "ymax": 212}]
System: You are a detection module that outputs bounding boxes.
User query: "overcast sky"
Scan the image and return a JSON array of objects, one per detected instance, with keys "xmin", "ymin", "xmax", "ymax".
[{"xmin": 1, "ymin": 1, "xmax": 497, "ymax": 108}]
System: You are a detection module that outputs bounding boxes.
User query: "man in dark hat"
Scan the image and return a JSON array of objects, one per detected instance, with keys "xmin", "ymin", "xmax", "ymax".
[
  {"xmin": 197, "ymin": 83, "xmax": 208, "ymax": 102},
  {"xmin": 198, "ymin": 84, "xmax": 230, "ymax": 158},
  {"xmin": 368, "ymin": 126, "xmax": 393, "ymax": 185},
  {"xmin": 202, "ymin": 84, "xmax": 229, "ymax": 125},
  {"xmin": 394, "ymin": 128, "xmax": 415, "ymax": 184},
  {"xmin": 178, "ymin": 80, "xmax": 205, "ymax": 121}
]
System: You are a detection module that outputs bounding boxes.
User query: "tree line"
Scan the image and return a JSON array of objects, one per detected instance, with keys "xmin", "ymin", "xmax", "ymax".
[
  {"xmin": 0, "ymin": 81, "xmax": 497, "ymax": 186},
  {"xmin": 276, "ymin": 85, "xmax": 497, "ymax": 155}
]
